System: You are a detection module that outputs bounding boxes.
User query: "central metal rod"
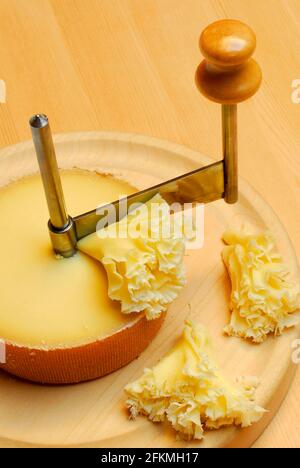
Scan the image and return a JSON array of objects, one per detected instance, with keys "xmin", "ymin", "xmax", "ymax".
[
  {"xmin": 30, "ymin": 114, "xmax": 69, "ymax": 228},
  {"xmin": 30, "ymin": 114, "xmax": 77, "ymax": 258}
]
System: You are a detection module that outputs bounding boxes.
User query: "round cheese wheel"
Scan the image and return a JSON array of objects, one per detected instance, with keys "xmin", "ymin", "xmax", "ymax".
[{"xmin": 0, "ymin": 171, "xmax": 164, "ymax": 384}]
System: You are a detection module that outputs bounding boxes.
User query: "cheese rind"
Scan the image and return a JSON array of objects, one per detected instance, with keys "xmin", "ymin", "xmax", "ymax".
[
  {"xmin": 78, "ymin": 194, "xmax": 186, "ymax": 320},
  {"xmin": 125, "ymin": 321, "xmax": 265, "ymax": 440},
  {"xmin": 222, "ymin": 230, "xmax": 300, "ymax": 343},
  {"xmin": 1, "ymin": 313, "xmax": 164, "ymax": 384}
]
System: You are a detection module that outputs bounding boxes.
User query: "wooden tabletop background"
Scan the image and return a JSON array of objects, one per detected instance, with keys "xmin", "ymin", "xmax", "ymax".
[{"xmin": 0, "ymin": 0, "xmax": 299, "ymax": 448}]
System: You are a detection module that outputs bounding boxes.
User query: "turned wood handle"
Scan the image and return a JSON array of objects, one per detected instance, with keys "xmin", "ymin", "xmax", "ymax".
[{"xmin": 195, "ymin": 19, "xmax": 262, "ymax": 104}]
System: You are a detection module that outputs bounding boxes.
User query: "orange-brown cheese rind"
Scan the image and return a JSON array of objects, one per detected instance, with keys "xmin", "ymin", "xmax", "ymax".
[{"xmin": 1, "ymin": 314, "xmax": 164, "ymax": 384}]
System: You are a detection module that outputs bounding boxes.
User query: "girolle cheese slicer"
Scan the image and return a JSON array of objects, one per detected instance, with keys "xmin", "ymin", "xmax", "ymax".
[{"xmin": 30, "ymin": 19, "xmax": 261, "ymax": 258}]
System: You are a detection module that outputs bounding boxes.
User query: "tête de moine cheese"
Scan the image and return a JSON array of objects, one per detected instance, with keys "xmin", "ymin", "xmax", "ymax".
[
  {"xmin": 222, "ymin": 230, "xmax": 300, "ymax": 343},
  {"xmin": 125, "ymin": 321, "xmax": 265, "ymax": 440},
  {"xmin": 0, "ymin": 170, "xmax": 138, "ymax": 348},
  {"xmin": 0, "ymin": 169, "xmax": 163, "ymax": 384},
  {"xmin": 78, "ymin": 194, "xmax": 186, "ymax": 321}
]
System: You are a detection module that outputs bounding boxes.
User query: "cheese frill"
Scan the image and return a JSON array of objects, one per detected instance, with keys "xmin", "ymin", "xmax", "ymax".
[
  {"xmin": 222, "ymin": 230, "xmax": 300, "ymax": 343},
  {"xmin": 125, "ymin": 321, "xmax": 265, "ymax": 440},
  {"xmin": 78, "ymin": 194, "xmax": 186, "ymax": 320}
]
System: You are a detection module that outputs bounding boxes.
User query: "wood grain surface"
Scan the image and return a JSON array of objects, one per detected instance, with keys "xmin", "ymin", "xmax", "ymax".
[{"xmin": 0, "ymin": 0, "xmax": 299, "ymax": 448}]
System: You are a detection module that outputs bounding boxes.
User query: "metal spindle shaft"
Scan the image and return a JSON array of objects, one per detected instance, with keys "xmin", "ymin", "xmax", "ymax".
[
  {"xmin": 30, "ymin": 114, "xmax": 77, "ymax": 258},
  {"xmin": 222, "ymin": 104, "xmax": 238, "ymax": 204}
]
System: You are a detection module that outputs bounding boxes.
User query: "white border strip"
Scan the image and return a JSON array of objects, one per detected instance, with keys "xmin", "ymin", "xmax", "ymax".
[
  {"xmin": 0, "ymin": 80, "xmax": 6, "ymax": 103},
  {"xmin": 0, "ymin": 339, "xmax": 6, "ymax": 364}
]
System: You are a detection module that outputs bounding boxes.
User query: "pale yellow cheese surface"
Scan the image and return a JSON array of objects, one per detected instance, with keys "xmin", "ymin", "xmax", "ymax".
[{"xmin": 0, "ymin": 171, "xmax": 137, "ymax": 348}]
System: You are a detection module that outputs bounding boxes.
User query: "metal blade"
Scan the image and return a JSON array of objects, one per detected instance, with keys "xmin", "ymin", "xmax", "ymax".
[{"xmin": 74, "ymin": 160, "xmax": 224, "ymax": 240}]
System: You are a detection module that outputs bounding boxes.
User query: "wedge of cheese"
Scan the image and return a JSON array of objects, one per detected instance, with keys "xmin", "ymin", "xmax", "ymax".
[
  {"xmin": 125, "ymin": 321, "xmax": 265, "ymax": 440},
  {"xmin": 222, "ymin": 230, "xmax": 300, "ymax": 343},
  {"xmin": 78, "ymin": 194, "xmax": 186, "ymax": 320},
  {"xmin": 0, "ymin": 171, "xmax": 163, "ymax": 384}
]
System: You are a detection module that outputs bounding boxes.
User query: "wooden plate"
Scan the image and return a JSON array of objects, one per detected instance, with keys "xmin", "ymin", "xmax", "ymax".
[{"xmin": 0, "ymin": 132, "xmax": 299, "ymax": 448}]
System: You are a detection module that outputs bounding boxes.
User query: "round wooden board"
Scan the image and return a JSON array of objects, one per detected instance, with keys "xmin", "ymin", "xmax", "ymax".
[{"xmin": 0, "ymin": 132, "xmax": 299, "ymax": 448}]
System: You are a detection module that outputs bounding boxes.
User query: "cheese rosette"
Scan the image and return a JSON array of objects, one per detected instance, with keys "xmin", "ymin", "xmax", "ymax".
[
  {"xmin": 125, "ymin": 321, "xmax": 265, "ymax": 440},
  {"xmin": 78, "ymin": 194, "xmax": 186, "ymax": 320},
  {"xmin": 222, "ymin": 230, "xmax": 300, "ymax": 343}
]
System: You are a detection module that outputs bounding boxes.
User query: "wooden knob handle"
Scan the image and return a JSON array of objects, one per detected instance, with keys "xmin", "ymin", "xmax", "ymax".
[{"xmin": 195, "ymin": 19, "xmax": 262, "ymax": 104}]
